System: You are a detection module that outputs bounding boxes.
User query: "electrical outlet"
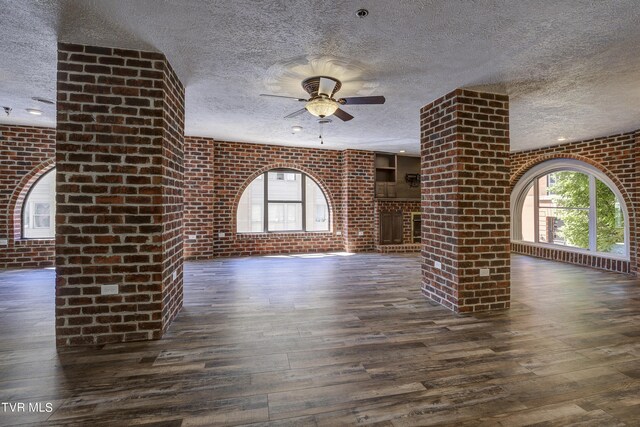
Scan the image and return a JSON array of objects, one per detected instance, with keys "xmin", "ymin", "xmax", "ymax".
[
  {"xmin": 0, "ymin": 238, "xmax": 8, "ymax": 246},
  {"xmin": 101, "ymin": 284, "xmax": 118, "ymax": 295},
  {"xmin": 336, "ymin": 231, "xmax": 342, "ymax": 236},
  {"xmin": 479, "ymin": 268, "xmax": 490, "ymax": 277},
  {"xmin": 172, "ymin": 271, "xmax": 177, "ymax": 281},
  {"xmin": 358, "ymin": 231, "xmax": 364, "ymax": 236},
  {"xmin": 218, "ymin": 232, "xmax": 225, "ymax": 238},
  {"xmin": 188, "ymin": 235, "xmax": 196, "ymax": 240},
  {"xmin": 434, "ymin": 261, "xmax": 441, "ymax": 269}
]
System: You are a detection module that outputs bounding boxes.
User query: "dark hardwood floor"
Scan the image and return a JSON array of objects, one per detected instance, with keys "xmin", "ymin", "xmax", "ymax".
[{"xmin": 1, "ymin": 254, "xmax": 639, "ymax": 426}]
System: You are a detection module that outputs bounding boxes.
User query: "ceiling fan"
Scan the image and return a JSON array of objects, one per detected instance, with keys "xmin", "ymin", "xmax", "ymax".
[{"xmin": 260, "ymin": 76, "xmax": 385, "ymax": 122}]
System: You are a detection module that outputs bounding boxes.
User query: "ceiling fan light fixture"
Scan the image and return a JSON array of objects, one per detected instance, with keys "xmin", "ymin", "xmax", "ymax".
[{"xmin": 305, "ymin": 97, "xmax": 339, "ymax": 118}]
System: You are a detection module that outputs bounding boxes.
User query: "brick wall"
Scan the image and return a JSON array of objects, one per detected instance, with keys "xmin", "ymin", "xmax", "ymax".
[
  {"xmin": 374, "ymin": 200, "xmax": 421, "ymax": 251},
  {"xmin": 160, "ymin": 55, "xmax": 185, "ymax": 332},
  {"xmin": 421, "ymin": 89, "xmax": 511, "ymax": 313},
  {"xmin": 0, "ymin": 125, "xmax": 56, "ymax": 269},
  {"xmin": 343, "ymin": 150, "xmax": 376, "ymax": 252},
  {"xmin": 205, "ymin": 140, "xmax": 345, "ymax": 257},
  {"xmin": 183, "ymin": 137, "xmax": 215, "ymax": 259},
  {"xmin": 55, "ymin": 43, "xmax": 184, "ymax": 346},
  {"xmin": 510, "ymin": 130, "xmax": 638, "ymax": 274}
]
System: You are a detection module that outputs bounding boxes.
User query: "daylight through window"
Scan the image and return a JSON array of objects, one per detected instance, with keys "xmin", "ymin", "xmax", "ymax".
[
  {"xmin": 516, "ymin": 166, "xmax": 626, "ymax": 257},
  {"xmin": 23, "ymin": 168, "xmax": 56, "ymax": 239},
  {"xmin": 237, "ymin": 170, "xmax": 330, "ymax": 233}
]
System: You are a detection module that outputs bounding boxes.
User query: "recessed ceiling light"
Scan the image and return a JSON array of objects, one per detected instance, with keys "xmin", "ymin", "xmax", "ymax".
[
  {"xmin": 399, "ymin": 150, "xmax": 406, "ymax": 153},
  {"xmin": 26, "ymin": 108, "xmax": 43, "ymax": 115},
  {"xmin": 557, "ymin": 137, "xmax": 567, "ymax": 142},
  {"xmin": 31, "ymin": 96, "xmax": 55, "ymax": 105},
  {"xmin": 291, "ymin": 126, "xmax": 303, "ymax": 133}
]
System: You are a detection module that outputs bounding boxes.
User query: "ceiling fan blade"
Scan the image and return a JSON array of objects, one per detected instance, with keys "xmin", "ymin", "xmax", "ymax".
[
  {"xmin": 339, "ymin": 96, "xmax": 386, "ymax": 105},
  {"xmin": 332, "ymin": 108, "xmax": 354, "ymax": 122},
  {"xmin": 260, "ymin": 94, "xmax": 306, "ymax": 101},
  {"xmin": 318, "ymin": 77, "xmax": 337, "ymax": 97},
  {"xmin": 284, "ymin": 108, "xmax": 308, "ymax": 119}
]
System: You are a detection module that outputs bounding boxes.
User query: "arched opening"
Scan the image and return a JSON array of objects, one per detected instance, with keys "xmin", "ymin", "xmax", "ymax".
[
  {"xmin": 237, "ymin": 168, "xmax": 331, "ymax": 233},
  {"xmin": 512, "ymin": 159, "xmax": 628, "ymax": 259},
  {"xmin": 22, "ymin": 168, "xmax": 56, "ymax": 239}
]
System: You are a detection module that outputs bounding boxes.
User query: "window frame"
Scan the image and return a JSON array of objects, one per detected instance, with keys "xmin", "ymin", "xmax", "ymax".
[
  {"xmin": 21, "ymin": 168, "xmax": 56, "ymax": 240},
  {"xmin": 511, "ymin": 159, "xmax": 629, "ymax": 260},
  {"xmin": 238, "ymin": 169, "xmax": 331, "ymax": 234}
]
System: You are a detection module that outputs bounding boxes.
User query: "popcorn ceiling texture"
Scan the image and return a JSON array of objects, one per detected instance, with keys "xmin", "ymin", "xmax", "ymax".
[{"xmin": 1, "ymin": 1, "xmax": 640, "ymax": 154}]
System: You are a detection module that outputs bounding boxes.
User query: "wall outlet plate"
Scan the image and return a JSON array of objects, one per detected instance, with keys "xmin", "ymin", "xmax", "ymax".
[
  {"xmin": 434, "ymin": 261, "xmax": 441, "ymax": 269},
  {"xmin": 218, "ymin": 232, "xmax": 225, "ymax": 238},
  {"xmin": 336, "ymin": 231, "xmax": 342, "ymax": 236},
  {"xmin": 172, "ymin": 271, "xmax": 177, "ymax": 281},
  {"xmin": 0, "ymin": 238, "xmax": 8, "ymax": 246},
  {"xmin": 479, "ymin": 268, "xmax": 490, "ymax": 277},
  {"xmin": 358, "ymin": 231, "xmax": 364, "ymax": 236},
  {"xmin": 101, "ymin": 284, "xmax": 118, "ymax": 295},
  {"xmin": 188, "ymin": 235, "xmax": 196, "ymax": 240}
]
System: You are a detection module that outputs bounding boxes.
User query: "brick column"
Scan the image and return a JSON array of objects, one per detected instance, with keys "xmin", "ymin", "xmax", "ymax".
[
  {"xmin": 56, "ymin": 43, "xmax": 185, "ymax": 346},
  {"xmin": 420, "ymin": 89, "xmax": 510, "ymax": 313},
  {"xmin": 184, "ymin": 137, "xmax": 215, "ymax": 259},
  {"xmin": 342, "ymin": 150, "xmax": 375, "ymax": 252}
]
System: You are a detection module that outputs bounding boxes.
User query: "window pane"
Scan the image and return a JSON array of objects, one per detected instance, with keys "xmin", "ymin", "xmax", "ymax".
[
  {"xmin": 23, "ymin": 169, "xmax": 55, "ymax": 239},
  {"xmin": 520, "ymin": 184, "xmax": 535, "ymax": 242},
  {"xmin": 537, "ymin": 171, "xmax": 590, "ymax": 249},
  {"xmin": 268, "ymin": 171, "xmax": 301, "ymax": 201},
  {"xmin": 268, "ymin": 203, "xmax": 302, "ymax": 231},
  {"xmin": 34, "ymin": 202, "xmax": 50, "ymax": 215},
  {"xmin": 237, "ymin": 175, "xmax": 264, "ymax": 232},
  {"xmin": 596, "ymin": 179, "xmax": 625, "ymax": 254},
  {"xmin": 542, "ymin": 171, "xmax": 589, "ymax": 208},
  {"xmin": 305, "ymin": 178, "xmax": 329, "ymax": 231},
  {"xmin": 538, "ymin": 207, "xmax": 589, "ymax": 249}
]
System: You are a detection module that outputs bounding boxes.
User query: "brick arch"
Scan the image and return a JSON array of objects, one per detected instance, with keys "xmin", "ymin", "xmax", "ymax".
[
  {"xmin": 8, "ymin": 159, "xmax": 56, "ymax": 240},
  {"xmin": 232, "ymin": 163, "xmax": 337, "ymax": 233},
  {"xmin": 510, "ymin": 154, "xmax": 634, "ymax": 220}
]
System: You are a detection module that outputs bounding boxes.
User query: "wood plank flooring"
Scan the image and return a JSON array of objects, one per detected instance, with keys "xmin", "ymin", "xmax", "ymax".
[{"xmin": 0, "ymin": 253, "xmax": 639, "ymax": 425}]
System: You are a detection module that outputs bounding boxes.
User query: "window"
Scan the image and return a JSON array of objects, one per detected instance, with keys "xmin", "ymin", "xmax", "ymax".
[
  {"xmin": 237, "ymin": 169, "xmax": 330, "ymax": 233},
  {"xmin": 23, "ymin": 168, "xmax": 56, "ymax": 239},
  {"xmin": 513, "ymin": 160, "xmax": 627, "ymax": 257}
]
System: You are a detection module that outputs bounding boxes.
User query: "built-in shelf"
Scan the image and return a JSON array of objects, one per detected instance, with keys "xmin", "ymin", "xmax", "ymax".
[{"xmin": 374, "ymin": 152, "xmax": 420, "ymax": 199}]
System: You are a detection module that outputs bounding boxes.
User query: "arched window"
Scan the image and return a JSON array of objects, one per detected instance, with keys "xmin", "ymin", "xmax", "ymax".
[
  {"xmin": 22, "ymin": 168, "xmax": 56, "ymax": 239},
  {"xmin": 512, "ymin": 159, "xmax": 627, "ymax": 258},
  {"xmin": 237, "ymin": 169, "xmax": 330, "ymax": 233}
]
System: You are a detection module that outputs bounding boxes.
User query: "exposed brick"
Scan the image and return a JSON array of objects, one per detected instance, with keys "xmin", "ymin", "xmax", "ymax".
[
  {"xmin": 55, "ymin": 42, "xmax": 185, "ymax": 347},
  {"xmin": 510, "ymin": 130, "xmax": 638, "ymax": 275},
  {"xmin": 420, "ymin": 89, "xmax": 511, "ymax": 314}
]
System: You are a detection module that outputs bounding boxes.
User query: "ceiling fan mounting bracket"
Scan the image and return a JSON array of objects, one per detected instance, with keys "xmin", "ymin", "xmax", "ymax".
[{"xmin": 302, "ymin": 76, "xmax": 342, "ymax": 97}]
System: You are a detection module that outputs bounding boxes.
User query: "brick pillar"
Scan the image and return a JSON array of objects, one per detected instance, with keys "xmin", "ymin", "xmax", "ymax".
[
  {"xmin": 342, "ymin": 149, "xmax": 375, "ymax": 252},
  {"xmin": 184, "ymin": 137, "xmax": 215, "ymax": 259},
  {"xmin": 420, "ymin": 89, "xmax": 510, "ymax": 313},
  {"xmin": 55, "ymin": 43, "xmax": 185, "ymax": 346}
]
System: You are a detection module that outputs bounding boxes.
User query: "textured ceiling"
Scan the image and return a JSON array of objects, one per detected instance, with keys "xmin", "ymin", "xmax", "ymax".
[{"xmin": 1, "ymin": 1, "xmax": 640, "ymax": 154}]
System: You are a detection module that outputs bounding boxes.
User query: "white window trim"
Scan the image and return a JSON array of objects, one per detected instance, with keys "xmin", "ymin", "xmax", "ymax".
[
  {"xmin": 22, "ymin": 168, "xmax": 56, "ymax": 240},
  {"xmin": 237, "ymin": 169, "xmax": 332, "ymax": 234},
  {"xmin": 511, "ymin": 159, "xmax": 629, "ymax": 260}
]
